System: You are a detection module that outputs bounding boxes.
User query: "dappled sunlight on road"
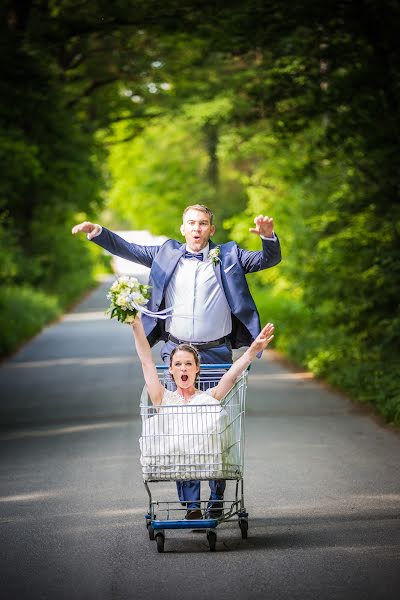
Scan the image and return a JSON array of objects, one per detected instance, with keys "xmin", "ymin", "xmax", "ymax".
[
  {"xmin": 63, "ymin": 311, "xmax": 108, "ymax": 321},
  {"xmin": 249, "ymin": 372, "xmax": 315, "ymax": 381},
  {"xmin": 94, "ymin": 508, "xmax": 144, "ymax": 517},
  {"xmin": 0, "ymin": 419, "xmax": 131, "ymax": 441},
  {"xmin": 0, "ymin": 490, "xmax": 66, "ymax": 503},
  {"xmin": 264, "ymin": 494, "xmax": 400, "ymax": 516},
  {"xmin": 0, "ymin": 498, "xmax": 145, "ymax": 530},
  {"xmin": 5, "ymin": 356, "xmax": 135, "ymax": 369}
]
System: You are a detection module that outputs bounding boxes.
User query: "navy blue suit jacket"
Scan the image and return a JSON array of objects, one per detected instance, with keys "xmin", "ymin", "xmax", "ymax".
[{"xmin": 94, "ymin": 228, "xmax": 281, "ymax": 348}]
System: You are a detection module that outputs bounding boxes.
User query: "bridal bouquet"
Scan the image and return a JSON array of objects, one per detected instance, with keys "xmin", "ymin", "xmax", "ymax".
[{"xmin": 106, "ymin": 276, "xmax": 151, "ymax": 324}]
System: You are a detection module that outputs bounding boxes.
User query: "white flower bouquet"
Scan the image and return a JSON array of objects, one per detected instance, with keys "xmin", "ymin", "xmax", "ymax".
[{"xmin": 106, "ymin": 276, "xmax": 151, "ymax": 324}]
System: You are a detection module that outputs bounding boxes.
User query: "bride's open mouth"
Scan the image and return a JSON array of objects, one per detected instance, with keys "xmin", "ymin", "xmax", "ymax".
[{"xmin": 181, "ymin": 374, "xmax": 188, "ymax": 382}]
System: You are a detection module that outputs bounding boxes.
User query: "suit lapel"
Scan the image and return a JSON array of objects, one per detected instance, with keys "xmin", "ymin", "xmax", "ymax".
[
  {"xmin": 162, "ymin": 245, "xmax": 186, "ymax": 290},
  {"xmin": 209, "ymin": 240, "xmax": 224, "ymax": 290},
  {"xmin": 150, "ymin": 244, "xmax": 184, "ymax": 306}
]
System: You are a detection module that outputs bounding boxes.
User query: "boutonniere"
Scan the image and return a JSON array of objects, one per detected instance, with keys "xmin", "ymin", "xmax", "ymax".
[{"xmin": 208, "ymin": 246, "xmax": 221, "ymax": 266}]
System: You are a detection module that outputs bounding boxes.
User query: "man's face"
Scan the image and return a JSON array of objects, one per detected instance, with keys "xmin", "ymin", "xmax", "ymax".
[{"xmin": 180, "ymin": 209, "xmax": 215, "ymax": 252}]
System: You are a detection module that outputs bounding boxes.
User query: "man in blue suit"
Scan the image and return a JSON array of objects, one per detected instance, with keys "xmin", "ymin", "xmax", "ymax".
[{"xmin": 72, "ymin": 204, "xmax": 281, "ymax": 518}]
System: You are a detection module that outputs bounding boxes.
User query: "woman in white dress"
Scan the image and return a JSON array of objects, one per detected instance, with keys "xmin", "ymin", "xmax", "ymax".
[{"xmin": 132, "ymin": 316, "xmax": 274, "ymax": 518}]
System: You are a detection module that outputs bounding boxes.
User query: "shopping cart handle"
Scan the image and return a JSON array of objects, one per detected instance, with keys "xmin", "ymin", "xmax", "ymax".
[
  {"xmin": 156, "ymin": 363, "xmax": 231, "ymax": 370},
  {"xmin": 156, "ymin": 363, "xmax": 251, "ymax": 371}
]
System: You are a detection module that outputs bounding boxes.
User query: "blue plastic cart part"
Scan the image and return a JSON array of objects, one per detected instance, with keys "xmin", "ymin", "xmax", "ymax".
[{"xmin": 151, "ymin": 518, "xmax": 219, "ymax": 530}]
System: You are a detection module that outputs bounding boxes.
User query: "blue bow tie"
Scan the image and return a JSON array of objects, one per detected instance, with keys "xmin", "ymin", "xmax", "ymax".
[{"xmin": 184, "ymin": 251, "xmax": 204, "ymax": 261}]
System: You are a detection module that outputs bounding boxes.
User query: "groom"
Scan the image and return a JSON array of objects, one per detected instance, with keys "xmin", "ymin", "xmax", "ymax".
[{"xmin": 72, "ymin": 205, "xmax": 281, "ymax": 518}]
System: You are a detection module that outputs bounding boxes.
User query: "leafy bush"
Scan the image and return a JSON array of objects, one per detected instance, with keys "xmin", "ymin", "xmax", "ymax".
[
  {"xmin": 0, "ymin": 286, "xmax": 60, "ymax": 356},
  {"xmin": 251, "ymin": 281, "xmax": 400, "ymax": 425}
]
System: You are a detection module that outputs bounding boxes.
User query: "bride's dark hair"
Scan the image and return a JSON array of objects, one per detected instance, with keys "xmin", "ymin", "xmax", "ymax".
[{"xmin": 170, "ymin": 343, "xmax": 200, "ymax": 366}]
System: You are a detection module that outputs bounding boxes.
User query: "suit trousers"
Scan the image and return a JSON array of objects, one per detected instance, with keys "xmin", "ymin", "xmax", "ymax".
[{"xmin": 161, "ymin": 339, "xmax": 233, "ymax": 508}]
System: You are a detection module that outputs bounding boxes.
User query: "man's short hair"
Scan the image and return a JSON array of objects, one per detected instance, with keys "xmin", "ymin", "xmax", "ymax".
[{"xmin": 182, "ymin": 204, "xmax": 214, "ymax": 225}]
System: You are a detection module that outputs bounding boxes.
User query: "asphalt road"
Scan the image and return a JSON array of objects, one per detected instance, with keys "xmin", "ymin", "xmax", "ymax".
[{"xmin": 1, "ymin": 275, "xmax": 399, "ymax": 600}]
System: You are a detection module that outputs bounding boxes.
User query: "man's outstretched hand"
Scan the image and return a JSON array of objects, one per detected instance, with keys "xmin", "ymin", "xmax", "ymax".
[
  {"xmin": 249, "ymin": 214, "xmax": 274, "ymax": 238},
  {"xmin": 71, "ymin": 221, "xmax": 101, "ymax": 240}
]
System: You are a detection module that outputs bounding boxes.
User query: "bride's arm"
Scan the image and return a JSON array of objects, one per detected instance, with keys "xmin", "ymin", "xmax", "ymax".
[
  {"xmin": 210, "ymin": 323, "xmax": 274, "ymax": 401},
  {"xmin": 131, "ymin": 316, "xmax": 164, "ymax": 406}
]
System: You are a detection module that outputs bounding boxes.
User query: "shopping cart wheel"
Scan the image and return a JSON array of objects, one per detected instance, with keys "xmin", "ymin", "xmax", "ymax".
[
  {"xmin": 239, "ymin": 519, "xmax": 248, "ymax": 539},
  {"xmin": 147, "ymin": 525, "xmax": 155, "ymax": 540},
  {"xmin": 155, "ymin": 533, "xmax": 165, "ymax": 553},
  {"xmin": 207, "ymin": 530, "xmax": 217, "ymax": 552}
]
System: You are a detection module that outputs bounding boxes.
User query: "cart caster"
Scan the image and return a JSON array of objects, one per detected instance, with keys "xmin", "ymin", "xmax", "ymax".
[
  {"xmin": 239, "ymin": 519, "xmax": 248, "ymax": 539},
  {"xmin": 207, "ymin": 530, "xmax": 217, "ymax": 551},
  {"xmin": 147, "ymin": 524, "xmax": 155, "ymax": 540},
  {"xmin": 155, "ymin": 533, "xmax": 165, "ymax": 553}
]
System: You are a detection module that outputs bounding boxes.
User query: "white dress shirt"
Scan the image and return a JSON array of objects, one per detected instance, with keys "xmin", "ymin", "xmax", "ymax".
[{"xmin": 165, "ymin": 244, "xmax": 232, "ymax": 342}]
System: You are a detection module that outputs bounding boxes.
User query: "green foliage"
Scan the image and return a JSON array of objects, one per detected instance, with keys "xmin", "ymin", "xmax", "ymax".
[
  {"xmin": 27, "ymin": 208, "xmax": 106, "ymax": 302},
  {"xmin": 221, "ymin": 109, "xmax": 399, "ymax": 423},
  {"xmin": 1, "ymin": 0, "xmax": 399, "ymax": 423},
  {"xmin": 106, "ymin": 118, "xmax": 211, "ymax": 236},
  {"xmin": 0, "ymin": 213, "xmax": 22, "ymax": 283},
  {"xmin": 105, "ymin": 114, "xmax": 247, "ymax": 241},
  {"xmin": 0, "ymin": 15, "xmax": 108, "ymax": 355},
  {"xmin": 0, "ymin": 286, "xmax": 60, "ymax": 356}
]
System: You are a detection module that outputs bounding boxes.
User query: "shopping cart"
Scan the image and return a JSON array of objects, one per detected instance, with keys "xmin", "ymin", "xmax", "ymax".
[{"xmin": 140, "ymin": 364, "xmax": 249, "ymax": 552}]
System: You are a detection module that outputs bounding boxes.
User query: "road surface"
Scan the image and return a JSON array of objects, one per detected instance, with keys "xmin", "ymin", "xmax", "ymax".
[{"xmin": 1, "ymin": 275, "xmax": 399, "ymax": 600}]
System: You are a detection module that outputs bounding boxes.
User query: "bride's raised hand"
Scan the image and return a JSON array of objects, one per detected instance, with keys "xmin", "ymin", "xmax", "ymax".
[
  {"xmin": 131, "ymin": 313, "xmax": 142, "ymax": 328},
  {"xmin": 251, "ymin": 323, "xmax": 274, "ymax": 353}
]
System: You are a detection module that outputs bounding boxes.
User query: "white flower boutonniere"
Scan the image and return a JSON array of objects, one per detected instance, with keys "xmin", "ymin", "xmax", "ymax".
[{"xmin": 208, "ymin": 246, "xmax": 221, "ymax": 266}]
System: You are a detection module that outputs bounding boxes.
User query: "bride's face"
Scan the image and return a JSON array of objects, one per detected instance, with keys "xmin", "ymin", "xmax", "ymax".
[{"xmin": 169, "ymin": 350, "xmax": 200, "ymax": 389}]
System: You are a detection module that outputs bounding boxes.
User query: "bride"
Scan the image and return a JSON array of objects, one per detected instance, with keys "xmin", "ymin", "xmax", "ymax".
[
  {"xmin": 131, "ymin": 316, "xmax": 274, "ymax": 407},
  {"xmin": 132, "ymin": 315, "xmax": 274, "ymax": 519}
]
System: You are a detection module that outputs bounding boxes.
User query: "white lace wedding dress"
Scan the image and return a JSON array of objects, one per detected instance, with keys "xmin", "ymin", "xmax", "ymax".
[{"xmin": 140, "ymin": 389, "xmax": 227, "ymax": 480}]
